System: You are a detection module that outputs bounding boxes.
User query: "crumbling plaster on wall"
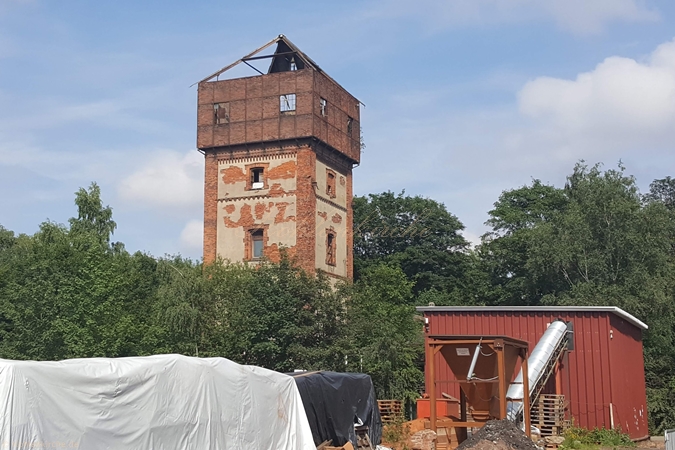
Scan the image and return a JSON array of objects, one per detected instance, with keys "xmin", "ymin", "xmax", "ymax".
[{"xmin": 216, "ymin": 155, "xmax": 298, "ymax": 263}]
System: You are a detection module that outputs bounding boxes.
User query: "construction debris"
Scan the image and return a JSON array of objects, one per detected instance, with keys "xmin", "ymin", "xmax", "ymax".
[
  {"xmin": 456, "ymin": 419, "xmax": 539, "ymax": 450},
  {"xmin": 378, "ymin": 400, "xmax": 404, "ymax": 424},
  {"xmin": 407, "ymin": 429, "xmax": 437, "ymax": 450}
]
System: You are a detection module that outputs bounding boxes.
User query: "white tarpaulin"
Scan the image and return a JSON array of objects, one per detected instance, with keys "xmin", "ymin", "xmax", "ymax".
[{"xmin": 0, "ymin": 354, "xmax": 316, "ymax": 450}]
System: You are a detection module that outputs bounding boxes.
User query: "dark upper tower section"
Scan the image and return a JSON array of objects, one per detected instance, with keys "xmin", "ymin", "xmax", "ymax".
[{"xmin": 196, "ymin": 35, "xmax": 361, "ymax": 164}]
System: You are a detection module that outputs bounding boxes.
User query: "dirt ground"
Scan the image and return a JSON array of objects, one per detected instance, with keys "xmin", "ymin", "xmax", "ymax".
[
  {"xmin": 635, "ymin": 437, "xmax": 665, "ymax": 449},
  {"xmin": 382, "ymin": 419, "xmax": 666, "ymax": 450},
  {"xmin": 456, "ymin": 419, "xmax": 539, "ymax": 450}
]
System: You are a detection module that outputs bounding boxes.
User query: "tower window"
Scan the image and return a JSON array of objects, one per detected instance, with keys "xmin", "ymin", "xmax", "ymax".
[
  {"xmin": 326, "ymin": 231, "xmax": 336, "ymax": 266},
  {"xmin": 250, "ymin": 167, "xmax": 264, "ymax": 190},
  {"xmin": 320, "ymin": 98, "xmax": 327, "ymax": 117},
  {"xmin": 289, "ymin": 57, "xmax": 297, "ymax": 71},
  {"xmin": 347, "ymin": 116, "xmax": 353, "ymax": 134},
  {"xmin": 250, "ymin": 229, "xmax": 264, "ymax": 260},
  {"xmin": 214, "ymin": 102, "xmax": 230, "ymax": 124},
  {"xmin": 245, "ymin": 163, "xmax": 269, "ymax": 190},
  {"xmin": 326, "ymin": 170, "xmax": 336, "ymax": 198},
  {"xmin": 280, "ymin": 94, "xmax": 296, "ymax": 112}
]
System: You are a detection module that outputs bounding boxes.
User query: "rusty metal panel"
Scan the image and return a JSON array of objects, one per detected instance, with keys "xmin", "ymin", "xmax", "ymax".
[{"xmin": 423, "ymin": 309, "xmax": 647, "ymax": 440}]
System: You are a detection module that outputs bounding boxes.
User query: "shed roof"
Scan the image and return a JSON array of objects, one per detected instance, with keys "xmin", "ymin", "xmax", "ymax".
[{"xmin": 415, "ymin": 305, "xmax": 648, "ymax": 330}]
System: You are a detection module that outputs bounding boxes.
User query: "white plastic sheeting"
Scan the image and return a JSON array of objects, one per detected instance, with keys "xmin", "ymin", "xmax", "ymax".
[{"xmin": 0, "ymin": 354, "xmax": 316, "ymax": 450}]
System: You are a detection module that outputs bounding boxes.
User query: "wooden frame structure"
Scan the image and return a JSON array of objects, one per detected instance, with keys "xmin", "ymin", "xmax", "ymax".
[{"xmin": 426, "ymin": 335, "xmax": 531, "ymax": 445}]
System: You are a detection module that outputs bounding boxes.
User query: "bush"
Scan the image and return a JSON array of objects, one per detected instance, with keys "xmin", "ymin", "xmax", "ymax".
[{"xmin": 561, "ymin": 426, "xmax": 634, "ymax": 448}]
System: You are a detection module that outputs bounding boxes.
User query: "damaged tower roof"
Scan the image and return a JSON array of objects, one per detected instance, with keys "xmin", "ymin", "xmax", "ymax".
[{"xmin": 195, "ymin": 34, "xmax": 362, "ymax": 105}]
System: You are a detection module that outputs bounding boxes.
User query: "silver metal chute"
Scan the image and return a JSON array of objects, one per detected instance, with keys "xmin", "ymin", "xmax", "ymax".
[{"xmin": 506, "ymin": 320, "xmax": 569, "ymax": 421}]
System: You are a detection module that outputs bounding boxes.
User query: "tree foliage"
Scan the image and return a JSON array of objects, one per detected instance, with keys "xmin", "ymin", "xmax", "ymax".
[
  {"xmin": 0, "ymin": 184, "xmax": 158, "ymax": 360},
  {"xmin": 353, "ymin": 191, "xmax": 477, "ymax": 301},
  {"xmin": 644, "ymin": 176, "xmax": 675, "ymax": 210},
  {"xmin": 343, "ymin": 264, "xmax": 424, "ymax": 401}
]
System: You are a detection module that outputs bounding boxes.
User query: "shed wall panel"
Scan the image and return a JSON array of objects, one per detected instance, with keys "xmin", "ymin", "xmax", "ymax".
[
  {"xmin": 424, "ymin": 310, "xmax": 646, "ymax": 439},
  {"xmin": 609, "ymin": 314, "xmax": 649, "ymax": 439}
]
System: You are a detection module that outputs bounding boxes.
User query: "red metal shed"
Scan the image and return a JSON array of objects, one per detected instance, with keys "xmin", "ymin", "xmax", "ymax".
[{"xmin": 416, "ymin": 306, "xmax": 649, "ymax": 440}]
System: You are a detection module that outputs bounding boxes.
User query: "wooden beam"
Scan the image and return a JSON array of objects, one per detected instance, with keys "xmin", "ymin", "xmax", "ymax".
[
  {"xmin": 429, "ymin": 343, "xmax": 437, "ymax": 432},
  {"xmin": 497, "ymin": 348, "xmax": 507, "ymax": 419}
]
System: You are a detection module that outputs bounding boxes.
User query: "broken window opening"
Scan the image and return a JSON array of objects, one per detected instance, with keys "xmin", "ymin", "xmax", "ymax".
[
  {"xmin": 214, "ymin": 102, "xmax": 230, "ymax": 124},
  {"xmin": 280, "ymin": 94, "xmax": 296, "ymax": 112},
  {"xmin": 326, "ymin": 170, "xmax": 336, "ymax": 198},
  {"xmin": 347, "ymin": 116, "xmax": 353, "ymax": 134},
  {"xmin": 320, "ymin": 98, "xmax": 327, "ymax": 117},
  {"xmin": 251, "ymin": 167, "xmax": 265, "ymax": 190},
  {"xmin": 251, "ymin": 229, "xmax": 264, "ymax": 259},
  {"xmin": 326, "ymin": 231, "xmax": 336, "ymax": 266},
  {"xmin": 289, "ymin": 57, "xmax": 297, "ymax": 71}
]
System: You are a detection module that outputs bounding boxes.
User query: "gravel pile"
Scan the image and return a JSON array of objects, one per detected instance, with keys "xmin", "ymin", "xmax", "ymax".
[{"xmin": 456, "ymin": 419, "xmax": 539, "ymax": 450}]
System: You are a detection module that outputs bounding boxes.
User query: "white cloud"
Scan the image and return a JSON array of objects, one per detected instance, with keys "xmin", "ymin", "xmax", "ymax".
[
  {"xmin": 518, "ymin": 38, "xmax": 675, "ymax": 150},
  {"xmin": 357, "ymin": 38, "xmax": 675, "ymax": 244},
  {"xmin": 367, "ymin": 0, "xmax": 659, "ymax": 35},
  {"xmin": 118, "ymin": 150, "xmax": 203, "ymax": 209},
  {"xmin": 460, "ymin": 229, "xmax": 482, "ymax": 248},
  {"xmin": 179, "ymin": 219, "xmax": 203, "ymax": 254}
]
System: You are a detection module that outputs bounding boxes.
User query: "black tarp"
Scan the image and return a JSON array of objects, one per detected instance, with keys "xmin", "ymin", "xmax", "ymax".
[{"xmin": 290, "ymin": 371, "xmax": 382, "ymax": 447}]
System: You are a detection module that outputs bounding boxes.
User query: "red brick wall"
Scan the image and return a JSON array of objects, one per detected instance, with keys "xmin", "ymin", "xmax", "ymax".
[
  {"xmin": 295, "ymin": 146, "xmax": 317, "ymax": 274},
  {"xmin": 203, "ymin": 151, "xmax": 218, "ymax": 264},
  {"xmin": 346, "ymin": 168, "xmax": 354, "ymax": 280}
]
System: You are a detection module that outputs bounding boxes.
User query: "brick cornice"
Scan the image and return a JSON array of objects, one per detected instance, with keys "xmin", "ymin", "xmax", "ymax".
[
  {"xmin": 317, "ymin": 269, "xmax": 348, "ymax": 280},
  {"xmin": 218, "ymin": 191, "xmax": 297, "ymax": 202},
  {"xmin": 217, "ymin": 151, "xmax": 298, "ymax": 164},
  {"xmin": 205, "ymin": 139, "xmax": 310, "ymax": 161},
  {"xmin": 315, "ymin": 194, "xmax": 347, "ymax": 213},
  {"xmin": 204, "ymin": 137, "xmax": 357, "ymax": 170}
]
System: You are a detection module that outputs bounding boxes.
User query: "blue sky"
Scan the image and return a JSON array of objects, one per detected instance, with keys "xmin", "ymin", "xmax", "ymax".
[{"xmin": 2, "ymin": 0, "xmax": 675, "ymax": 258}]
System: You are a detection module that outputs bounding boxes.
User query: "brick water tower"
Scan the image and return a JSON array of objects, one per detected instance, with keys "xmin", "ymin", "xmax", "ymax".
[{"xmin": 197, "ymin": 35, "xmax": 361, "ymax": 280}]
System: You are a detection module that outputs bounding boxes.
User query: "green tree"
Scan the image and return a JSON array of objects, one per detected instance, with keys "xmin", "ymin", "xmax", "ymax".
[
  {"xmin": 69, "ymin": 183, "xmax": 117, "ymax": 244},
  {"xmin": 342, "ymin": 263, "xmax": 424, "ymax": 401},
  {"xmin": 154, "ymin": 257, "xmax": 214, "ymax": 356},
  {"xmin": 154, "ymin": 254, "xmax": 347, "ymax": 372},
  {"xmin": 213, "ymin": 257, "xmax": 345, "ymax": 372},
  {"xmin": 353, "ymin": 191, "xmax": 472, "ymax": 297},
  {"xmin": 0, "ymin": 225, "xmax": 15, "ymax": 252},
  {"xmin": 644, "ymin": 176, "xmax": 675, "ymax": 210},
  {"xmin": 0, "ymin": 186, "xmax": 158, "ymax": 360},
  {"xmin": 480, "ymin": 179, "xmax": 568, "ymax": 305}
]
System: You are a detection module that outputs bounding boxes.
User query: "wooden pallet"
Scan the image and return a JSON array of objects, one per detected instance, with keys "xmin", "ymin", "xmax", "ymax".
[
  {"xmin": 378, "ymin": 399, "xmax": 403, "ymax": 424},
  {"xmin": 530, "ymin": 394, "xmax": 568, "ymax": 439},
  {"xmin": 356, "ymin": 426, "xmax": 374, "ymax": 450}
]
